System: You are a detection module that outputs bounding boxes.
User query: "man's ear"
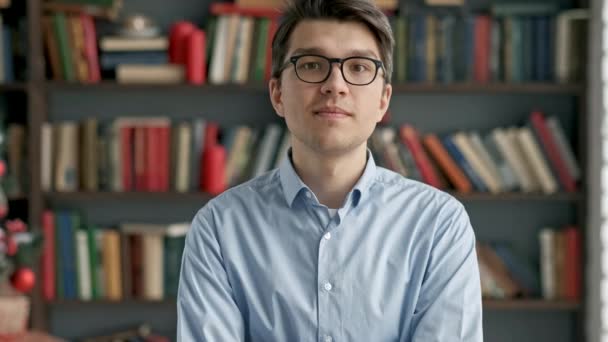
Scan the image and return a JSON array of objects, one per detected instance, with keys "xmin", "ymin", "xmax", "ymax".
[
  {"xmin": 377, "ymin": 83, "xmax": 392, "ymax": 123},
  {"xmin": 269, "ymin": 78, "xmax": 285, "ymax": 118}
]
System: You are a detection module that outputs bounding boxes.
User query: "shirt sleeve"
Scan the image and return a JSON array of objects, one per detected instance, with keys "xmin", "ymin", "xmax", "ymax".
[
  {"xmin": 409, "ymin": 201, "xmax": 483, "ymax": 342},
  {"xmin": 177, "ymin": 207, "xmax": 245, "ymax": 341}
]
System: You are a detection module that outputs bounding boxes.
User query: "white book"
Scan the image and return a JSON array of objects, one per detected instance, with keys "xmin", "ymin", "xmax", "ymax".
[
  {"xmin": 209, "ymin": 16, "xmax": 229, "ymax": 84},
  {"xmin": 232, "ymin": 16, "xmax": 255, "ymax": 84},
  {"xmin": 142, "ymin": 233, "xmax": 164, "ymax": 300},
  {"xmin": 505, "ymin": 127, "xmax": 541, "ymax": 191},
  {"xmin": 482, "ymin": 133, "xmax": 519, "ymax": 191},
  {"xmin": 546, "ymin": 116, "xmax": 581, "ymax": 180},
  {"xmin": 492, "ymin": 128, "xmax": 537, "ymax": 192},
  {"xmin": 41, "ymin": 122, "xmax": 53, "ymax": 192},
  {"xmin": 516, "ymin": 127, "xmax": 558, "ymax": 194},
  {"xmin": 468, "ymin": 132, "xmax": 504, "ymax": 191},
  {"xmin": 539, "ymin": 228, "xmax": 557, "ymax": 299},
  {"xmin": 76, "ymin": 231, "xmax": 92, "ymax": 301},
  {"xmin": 175, "ymin": 122, "xmax": 192, "ymax": 193},
  {"xmin": 251, "ymin": 124, "xmax": 282, "ymax": 177},
  {"xmin": 453, "ymin": 132, "xmax": 501, "ymax": 193},
  {"xmin": 116, "ymin": 64, "xmax": 185, "ymax": 84},
  {"xmin": 99, "ymin": 36, "xmax": 168, "ymax": 52},
  {"xmin": 555, "ymin": 9, "xmax": 589, "ymax": 83}
]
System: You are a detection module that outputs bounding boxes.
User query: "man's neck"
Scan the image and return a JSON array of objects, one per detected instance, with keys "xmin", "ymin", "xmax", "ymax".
[{"xmin": 291, "ymin": 143, "xmax": 367, "ymax": 209}]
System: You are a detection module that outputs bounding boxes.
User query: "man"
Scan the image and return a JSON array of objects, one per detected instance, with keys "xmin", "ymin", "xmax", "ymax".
[{"xmin": 177, "ymin": 0, "xmax": 483, "ymax": 341}]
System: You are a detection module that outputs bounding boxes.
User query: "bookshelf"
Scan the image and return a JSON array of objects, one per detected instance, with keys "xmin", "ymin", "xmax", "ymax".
[{"xmin": 9, "ymin": 0, "xmax": 589, "ymax": 341}]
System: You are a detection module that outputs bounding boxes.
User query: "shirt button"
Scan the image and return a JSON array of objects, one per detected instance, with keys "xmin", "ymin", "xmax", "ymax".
[
  {"xmin": 324, "ymin": 282, "xmax": 333, "ymax": 291},
  {"xmin": 306, "ymin": 192, "xmax": 312, "ymax": 198},
  {"xmin": 324, "ymin": 232, "xmax": 332, "ymax": 240},
  {"xmin": 324, "ymin": 335, "xmax": 333, "ymax": 342}
]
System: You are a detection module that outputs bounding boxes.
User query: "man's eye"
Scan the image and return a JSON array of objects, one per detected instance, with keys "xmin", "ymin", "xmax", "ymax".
[
  {"xmin": 351, "ymin": 64, "xmax": 370, "ymax": 72},
  {"xmin": 301, "ymin": 62, "xmax": 321, "ymax": 70}
]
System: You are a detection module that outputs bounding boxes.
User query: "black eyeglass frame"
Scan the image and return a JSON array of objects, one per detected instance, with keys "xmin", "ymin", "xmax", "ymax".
[{"xmin": 281, "ymin": 54, "xmax": 385, "ymax": 86}]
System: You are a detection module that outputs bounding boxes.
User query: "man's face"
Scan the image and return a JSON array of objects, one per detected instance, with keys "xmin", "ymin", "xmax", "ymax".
[{"xmin": 269, "ymin": 19, "xmax": 392, "ymax": 157}]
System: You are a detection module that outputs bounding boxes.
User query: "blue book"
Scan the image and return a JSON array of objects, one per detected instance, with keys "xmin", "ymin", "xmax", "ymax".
[
  {"xmin": 533, "ymin": 16, "xmax": 552, "ymax": 81},
  {"xmin": 442, "ymin": 136, "xmax": 487, "ymax": 192},
  {"xmin": 464, "ymin": 15, "xmax": 475, "ymax": 82},
  {"xmin": 439, "ymin": 16, "xmax": 455, "ymax": 84},
  {"xmin": 3, "ymin": 26, "xmax": 13, "ymax": 82},
  {"xmin": 522, "ymin": 17, "xmax": 534, "ymax": 81},
  {"xmin": 491, "ymin": 242, "xmax": 541, "ymax": 296},
  {"xmin": 59, "ymin": 211, "xmax": 77, "ymax": 299},
  {"xmin": 100, "ymin": 51, "xmax": 168, "ymax": 70},
  {"xmin": 409, "ymin": 15, "xmax": 426, "ymax": 82},
  {"xmin": 510, "ymin": 17, "xmax": 524, "ymax": 82}
]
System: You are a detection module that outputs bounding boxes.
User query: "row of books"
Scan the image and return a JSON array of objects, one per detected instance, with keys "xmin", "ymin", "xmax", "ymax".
[
  {"xmin": 391, "ymin": 9, "xmax": 588, "ymax": 84},
  {"xmin": 42, "ymin": 110, "xmax": 579, "ymax": 195},
  {"xmin": 40, "ymin": 209, "xmax": 189, "ymax": 301},
  {"xmin": 478, "ymin": 226, "xmax": 581, "ymax": 300},
  {"xmin": 372, "ymin": 111, "xmax": 580, "ymax": 194},
  {"xmin": 41, "ymin": 2, "xmax": 588, "ymax": 85},
  {"xmin": 41, "ymin": 118, "xmax": 291, "ymax": 193},
  {"xmin": 40, "ymin": 206, "xmax": 581, "ymax": 302}
]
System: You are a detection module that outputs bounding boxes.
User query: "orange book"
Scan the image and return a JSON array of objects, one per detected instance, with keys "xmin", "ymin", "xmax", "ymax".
[
  {"xmin": 423, "ymin": 134, "xmax": 472, "ymax": 193},
  {"xmin": 399, "ymin": 125, "xmax": 444, "ymax": 189}
]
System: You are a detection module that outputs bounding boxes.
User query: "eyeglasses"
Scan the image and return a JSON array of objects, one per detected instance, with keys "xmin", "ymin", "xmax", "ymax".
[{"xmin": 282, "ymin": 54, "xmax": 384, "ymax": 86}]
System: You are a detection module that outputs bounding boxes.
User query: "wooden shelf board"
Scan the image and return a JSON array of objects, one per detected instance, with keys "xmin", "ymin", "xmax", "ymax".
[
  {"xmin": 45, "ymin": 191, "xmax": 581, "ymax": 202},
  {"xmin": 48, "ymin": 299, "xmax": 580, "ymax": 311},
  {"xmin": 482, "ymin": 299, "xmax": 580, "ymax": 311},
  {"xmin": 0, "ymin": 82, "xmax": 28, "ymax": 92},
  {"xmin": 45, "ymin": 81, "xmax": 584, "ymax": 94}
]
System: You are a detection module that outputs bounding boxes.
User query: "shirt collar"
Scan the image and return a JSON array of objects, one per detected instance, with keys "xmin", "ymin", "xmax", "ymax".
[{"xmin": 279, "ymin": 147, "xmax": 377, "ymax": 208}]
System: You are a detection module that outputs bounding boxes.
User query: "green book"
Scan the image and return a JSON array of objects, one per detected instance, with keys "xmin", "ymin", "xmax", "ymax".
[
  {"xmin": 86, "ymin": 224, "xmax": 100, "ymax": 299},
  {"xmin": 252, "ymin": 18, "xmax": 270, "ymax": 82},
  {"xmin": 395, "ymin": 16, "xmax": 407, "ymax": 83},
  {"xmin": 52, "ymin": 13, "xmax": 75, "ymax": 82},
  {"xmin": 70, "ymin": 212, "xmax": 82, "ymax": 299},
  {"xmin": 206, "ymin": 16, "xmax": 217, "ymax": 71}
]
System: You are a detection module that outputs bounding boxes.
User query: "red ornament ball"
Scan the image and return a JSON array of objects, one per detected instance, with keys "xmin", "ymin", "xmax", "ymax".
[{"xmin": 10, "ymin": 267, "xmax": 36, "ymax": 293}]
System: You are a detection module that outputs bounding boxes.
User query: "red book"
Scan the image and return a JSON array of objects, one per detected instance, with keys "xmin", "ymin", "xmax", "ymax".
[
  {"xmin": 134, "ymin": 126, "xmax": 147, "ymax": 191},
  {"xmin": 80, "ymin": 14, "xmax": 101, "ymax": 83},
  {"xmin": 202, "ymin": 144, "xmax": 227, "ymax": 195},
  {"xmin": 563, "ymin": 226, "xmax": 581, "ymax": 300},
  {"xmin": 399, "ymin": 125, "xmax": 443, "ymax": 188},
  {"xmin": 145, "ymin": 126, "xmax": 161, "ymax": 191},
  {"xmin": 169, "ymin": 21, "xmax": 196, "ymax": 64},
  {"xmin": 473, "ymin": 15, "xmax": 491, "ymax": 83},
  {"xmin": 210, "ymin": 2, "xmax": 282, "ymax": 17},
  {"xmin": 530, "ymin": 111, "xmax": 577, "ymax": 192},
  {"xmin": 158, "ymin": 126, "xmax": 171, "ymax": 192},
  {"xmin": 120, "ymin": 125, "xmax": 134, "ymax": 191},
  {"xmin": 186, "ymin": 29, "xmax": 206, "ymax": 84},
  {"xmin": 41, "ymin": 210, "xmax": 56, "ymax": 301}
]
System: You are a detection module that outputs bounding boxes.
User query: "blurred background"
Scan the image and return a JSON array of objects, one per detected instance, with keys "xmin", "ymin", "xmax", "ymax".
[{"xmin": 0, "ymin": 0, "xmax": 604, "ymax": 341}]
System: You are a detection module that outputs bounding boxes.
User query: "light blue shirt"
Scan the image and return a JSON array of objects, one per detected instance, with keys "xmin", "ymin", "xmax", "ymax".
[{"xmin": 177, "ymin": 150, "xmax": 483, "ymax": 341}]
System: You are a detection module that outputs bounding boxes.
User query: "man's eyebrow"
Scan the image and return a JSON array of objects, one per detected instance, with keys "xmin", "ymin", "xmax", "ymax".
[{"xmin": 289, "ymin": 48, "xmax": 380, "ymax": 59}]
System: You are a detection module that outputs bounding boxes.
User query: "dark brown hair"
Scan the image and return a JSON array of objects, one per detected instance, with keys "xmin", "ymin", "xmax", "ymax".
[{"xmin": 271, "ymin": 0, "xmax": 394, "ymax": 84}]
